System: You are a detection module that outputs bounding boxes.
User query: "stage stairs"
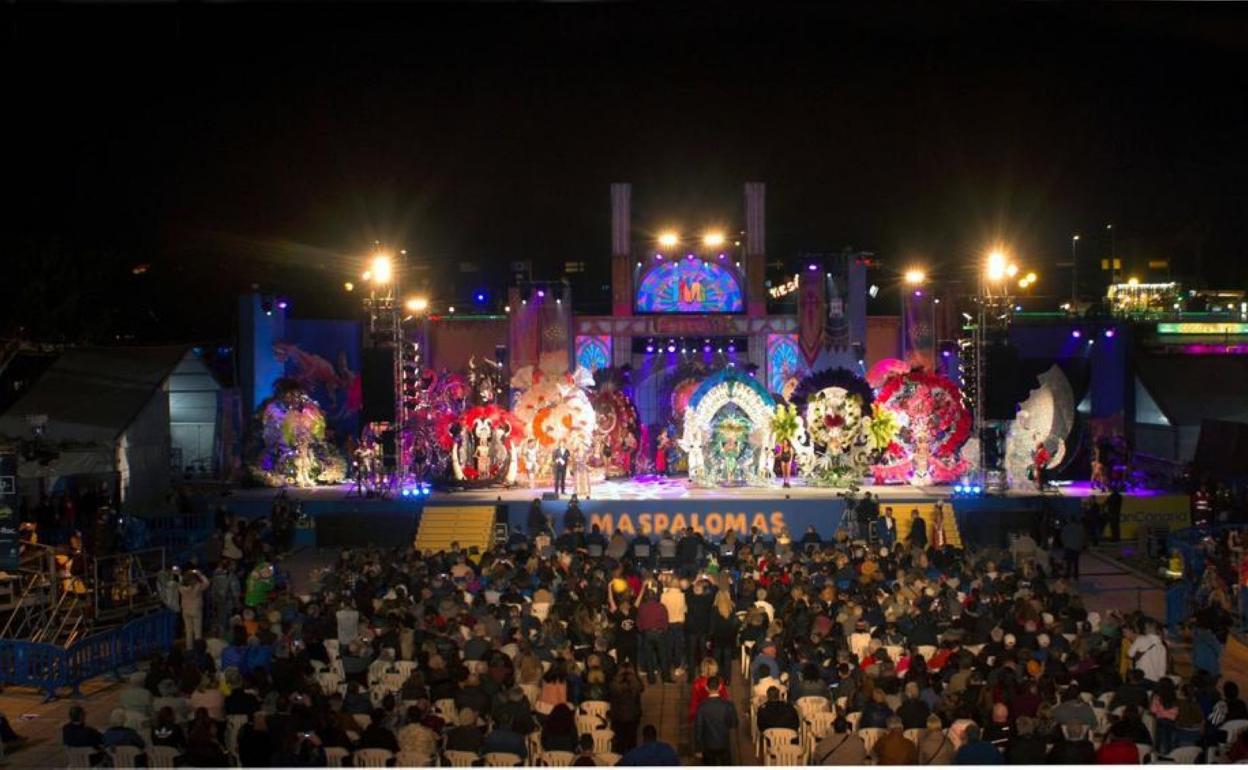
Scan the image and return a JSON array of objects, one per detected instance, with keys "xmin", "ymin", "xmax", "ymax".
[
  {"xmin": 893, "ymin": 503, "xmax": 963, "ymax": 548},
  {"xmin": 413, "ymin": 505, "xmax": 497, "ymax": 554}
]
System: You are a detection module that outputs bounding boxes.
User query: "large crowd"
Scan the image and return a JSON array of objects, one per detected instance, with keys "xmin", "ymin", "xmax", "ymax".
[{"xmin": 50, "ymin": 496, "xmax": 1248, "ymax": 767}]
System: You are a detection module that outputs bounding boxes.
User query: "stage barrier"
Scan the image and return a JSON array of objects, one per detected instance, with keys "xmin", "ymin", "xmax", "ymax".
[
  {"xmin": 1118, "ymin": 494, "xmax": 1191, "ymax": 540},
  {"xmin": 0, "ymin": 610, "xmax": 176, "ymax": 700}
]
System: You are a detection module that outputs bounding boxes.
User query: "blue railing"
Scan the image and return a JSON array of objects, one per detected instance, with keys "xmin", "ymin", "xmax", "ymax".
[
  {"xmin": 1167, "ymin": 524, "xmax": 1248, "ymax": 579},
  {"xmin": 0, "ymin": 611, "xmax": 175, "ymax": 701}
]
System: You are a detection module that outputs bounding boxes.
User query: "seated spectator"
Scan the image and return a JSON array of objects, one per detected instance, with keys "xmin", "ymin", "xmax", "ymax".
[
  {"xmin": 101, "ymin": 708, "xmax": 146, "ymax": 751},
  {"xmin": 1004, "ymin": 715, "xmax": 1047, "ymax": 765},
  {"xmin": 897, "ymin": 681, "xmax": 931, "ymax": 730},
  {"xmin": 618, "ymin": 724, "xmax": 679, "ymax": 766},
  {"xmin": 1096, "ymin": 729, "xmax": 1141, "ymax": 764},
  {"xmin": 151, "ymin": 707, "xmax": 187, "ymax": 750},
  {"xmin": 811, "ymin": 717, "xmax": 868, "ymax": 765},
  {"xmin": 873, "ymin": 716, "xmax": 918, "ymax": 765},
  {"xmin": 481, "ymin": 713, "xmax": 528, "ymax": 760},
  {"xmin": 953, "ymin": 723, "xmax": 1002, "ymax": 765},
  {"xmin": 541, "ymin": 704, "xmax": 580, "ymax": 753},
  {"xmin": 1047, "ymin": 722, "xmax": 1097, "ymax": 764},
  {"xmin": 443, "ymin": 708, "xmax": 484, "ymax": 754},
  {"xmin": 572, "ymin": 733, "xmax": 597, "ymax": 766},
  {"xmin": 756, "ymin": 686, "xmax": 800, "ymax": 733},
  {"xmin": 358, "ymin": 708, "xmax": 399, "ymax": 753},
  {"xmin": 917, "ymin": 713, "xmax": 955, "ymax": 765},
  {"xmin": 188, "ymin": 674, "xmax": 225, "ymax": 723}
]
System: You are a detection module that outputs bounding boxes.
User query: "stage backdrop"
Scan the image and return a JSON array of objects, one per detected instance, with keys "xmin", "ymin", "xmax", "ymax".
[
  {"xmin": 276, "ymin": 320, "xmax": 362, "ymax": 442},
  {"xmin": 500, "ymin": 497, "xmax": 847, "ymax": 539}
]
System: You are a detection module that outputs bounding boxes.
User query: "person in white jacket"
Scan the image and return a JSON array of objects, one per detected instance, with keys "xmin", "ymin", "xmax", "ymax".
[{"xmin": 177, "ymin": 569, "xmax": 209, "ymax": 645}]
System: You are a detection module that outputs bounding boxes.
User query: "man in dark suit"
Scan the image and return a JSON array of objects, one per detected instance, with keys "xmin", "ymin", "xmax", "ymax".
[{"xmin": 552, "ymin": 441, "xmax": 570, "ymax": 497}]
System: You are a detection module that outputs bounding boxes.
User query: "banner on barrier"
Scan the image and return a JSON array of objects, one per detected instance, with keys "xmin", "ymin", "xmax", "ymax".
[{"xmin": 503, "ymin": 498, "xmax": 848, "ymax": 538}]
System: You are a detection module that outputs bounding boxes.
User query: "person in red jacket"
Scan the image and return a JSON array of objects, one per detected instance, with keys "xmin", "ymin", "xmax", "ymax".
[
  {"xmin": 688, "ymin": 658, "xmax": 729, "ymax": 722},
  {"xmin": 636, "ymin": 589, "xmax": 671, "ymax": 684},
  {"xmin": 1096, "ymin": 734, "xmax": 1141, "ymax": 764}
]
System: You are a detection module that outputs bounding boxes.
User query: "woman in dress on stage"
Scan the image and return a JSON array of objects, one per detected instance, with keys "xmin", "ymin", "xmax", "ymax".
[
  {"xmin": 777, "ymin": 439, "xmax": 795, "ymax": 488},
  {"xmin": 655, "ymin": 429, "xmax": 670, "ymax": 477},
  {"xmin": 931, "ymin": 501, "xmax": 946, "ymax": 550},
  {"xmin": 573, "ymin": 441, "xmax": 592, "ymax": 499}
]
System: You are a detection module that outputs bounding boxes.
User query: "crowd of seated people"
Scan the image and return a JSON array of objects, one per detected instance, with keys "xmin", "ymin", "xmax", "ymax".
[{"xmin": 56, "ymin": 502, "xmax": 1248, "ymax": 767}]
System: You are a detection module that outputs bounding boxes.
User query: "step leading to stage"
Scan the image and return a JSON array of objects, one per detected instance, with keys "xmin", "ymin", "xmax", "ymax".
[{"xmin": 414, "ymin": 505, "xmax": 498, "ymax": 554}]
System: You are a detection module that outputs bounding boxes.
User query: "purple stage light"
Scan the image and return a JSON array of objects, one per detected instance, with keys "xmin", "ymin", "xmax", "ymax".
[
  {"xmin": 537, "ymin": 289, "xmax": 546, "ymax": 298},
  {"xmin": 276, "ymin": 300, "xmax": 288, "ymax": 310},
  {"xmin": 703, "ymin": 344, "xmax": 712, "ymax": 353},
  {"xmin": 727, "ymin": 343, "xmax": 736, "ymax": 353},
  {"xmin": 667, "ymin": 344, "xmax": 676, "ymax": 353},
  {"xmin": 941, "ymin": 350, "xmax": 951, "ymax": 358},
  {"xmin": 718, "ymin": 253, "xmax": 726, "ymax": 259},
  {"xmin": 1071, "ymin": 329, "xmax": 1082, "ymax": 339},
  {"xmin": 808, "ymin": 263, "xmax": 818, "ymax": 271},
  {"xmin": 914, "ymin": 290, "xmax": 923, "ymax": 298},
  {"xmin": 645, "ymin": 344, "xmax": 654, "ymax": 353},
  {"xmin": 1104, "ymin": 328, "xmax": 1116, "ymax": 338}
]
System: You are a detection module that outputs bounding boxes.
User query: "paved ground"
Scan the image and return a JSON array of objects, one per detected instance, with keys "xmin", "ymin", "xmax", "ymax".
[{"xmin": 0, "ymin": 548, "xmax": 1235, "ymax": 768}]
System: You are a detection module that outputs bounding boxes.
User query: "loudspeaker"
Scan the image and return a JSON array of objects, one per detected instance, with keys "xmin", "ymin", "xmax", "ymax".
[{"xmin": 361, "ymin": 348, "xmax": 394, "ymax": 423}]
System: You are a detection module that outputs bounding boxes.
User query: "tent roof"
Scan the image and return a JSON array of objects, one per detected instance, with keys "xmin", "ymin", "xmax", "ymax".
[
  {"xmin": 0, "ymin": 346, "xmax": 188, "ymax": 445},
  {"xmin": 1134, "ymin": 355, "xmax": 1248, "ymax": 426}
]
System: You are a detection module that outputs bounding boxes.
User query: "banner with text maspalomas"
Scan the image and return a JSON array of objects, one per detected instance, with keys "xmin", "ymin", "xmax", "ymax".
[
  {"xmin": 500, "ymin": 498, "xmax": 848, "ymax": 539},
  {"xmin": 0, "ymin": 451, "xmax": 17, "ymax": 572}
]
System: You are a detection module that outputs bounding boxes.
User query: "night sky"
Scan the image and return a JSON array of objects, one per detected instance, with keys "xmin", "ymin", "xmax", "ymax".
[{"xmin": 6, "ymin": 3, "xmax": 1248, "ymax": 342}]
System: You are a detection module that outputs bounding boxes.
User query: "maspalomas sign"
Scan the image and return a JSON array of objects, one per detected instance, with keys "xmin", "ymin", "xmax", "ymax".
[{"xmin": 501, "ymin": 498, "xmax": 849, "ymax": 538}]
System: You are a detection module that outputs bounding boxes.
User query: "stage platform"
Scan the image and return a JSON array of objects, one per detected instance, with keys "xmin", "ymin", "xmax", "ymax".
[{"xmin": 207, "ymin": 478, "xmax": 1190, "ymax": 549}]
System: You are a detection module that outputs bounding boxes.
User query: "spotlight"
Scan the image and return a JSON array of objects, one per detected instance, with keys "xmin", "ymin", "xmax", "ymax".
[
  {"xmin": 1104, "ymin": 328, "xmax": 1116, "ymax": 338},
  {"xmin": 703, "ymin": 344, "xmax": 712, "ymax": 353},
  {"xmin": 537, "ymin": 290, "xmax": 546, "ymax": 298},
  {"xmin": 681, "ymin": 347, "xmax": 688, "ymax": 354},
  {"xmin": 504, "ymin": 305, "xmax": 511, "ymax": 312},
  {"xmin": 645, "ymin": 344, "xmax": 654, "ymax": 354},
  {"xmin": 868, "ymin": 284, "xmax": 880, "ymax": 298},
  {"xmin": 343, "ymin": 281, "xmax": 355, "ymax": 292},
  {"xmin": 702, "ymin": 231, "xmax": 725, "ymax": 248},
  {"xmin": 1071, "ymin": 329, "xmax": 1082, "ymax": 339},
  {"xmin": 448, "ymin": 306, "xmax": 455, "ymax": 313},
  {"xmin": 475, "ymin": 292, "xmax": 486, "ymax": 303},
  {"xmin": 727, "ymin": 343, "xmax": 736, "ymax": 353},
  {"xmin": 667, "ymin": 344, "xmax": 676, "ymax": 353},
  {"xmin": 972, "ymin": 485, "xmax": 982, "ymax": 494},
  {"xmin": 276, "ymin": 299, "xmax": 288, "ymax": 310},
  {"xmin": 556, "ymin": 297, "xmax": 562, "ymax": 304},
  {"xmin": 405, "ymin": 297, "xmax": 429, "ymax": 313},
  {"xmin": 658, "ymin": 232, "xmax": 679, "ymax": 249},
  {"xmin": 370, "ymin": 254, "xmax": 393, "ymax": 284},
  {"xmin": 808, "ymin": 263, "xmax": 818, "ymax": 272}
]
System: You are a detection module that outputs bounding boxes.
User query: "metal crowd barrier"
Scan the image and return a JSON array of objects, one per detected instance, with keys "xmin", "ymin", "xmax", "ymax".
[{"xmin": 0, "ymin": 610, "xmax": 176, "ymax": 700}]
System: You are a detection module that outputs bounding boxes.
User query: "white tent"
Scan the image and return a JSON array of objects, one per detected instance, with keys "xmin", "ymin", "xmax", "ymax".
[{"xmin": 0, "ymin": 347, "xmax": 220, "ymax": 513}]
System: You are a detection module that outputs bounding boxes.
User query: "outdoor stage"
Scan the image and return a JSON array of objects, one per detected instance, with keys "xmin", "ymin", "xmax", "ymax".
[{"xmin": 212, "ymin": 478, "xmax": 1191, "ymax": 549}]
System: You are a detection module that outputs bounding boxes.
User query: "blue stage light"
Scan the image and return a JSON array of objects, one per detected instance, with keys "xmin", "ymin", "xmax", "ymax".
[{"xmin": 972, "ymin": 485, "xmax": 982, "ymax": 494}]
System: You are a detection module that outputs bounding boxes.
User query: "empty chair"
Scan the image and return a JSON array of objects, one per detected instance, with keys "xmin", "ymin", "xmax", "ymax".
[
  {"xmin": 147, "ymin": 746, "xmax": 181, "ymax": 770},
  {"xmin": 858, "ymin": 727, "xmax": 886, "ymax": 754},
  {"xmin": 483, "ymin": 752, "xmax": 524, "ymax": 767},
  {"xmin": 794, "ymin": 695, "xmax": 829, "ymax": 717},
  {"xmin": 325, "ymin": 747, "xmax": 351, "ymax": 767},
  {"xmin": 541, "ymin": 750, "xmax": 576, "ymax": 767},
  {"xmin": 590, "ymin": 730, "xmax": 615, "ymax": 755},
  {"xmin": 355, "ymin": 748, "xmax": 396, "ymax": 767},
  {"xmin": 762, "ymin": 726, "xmax": 801, "ymax": 762},
  {"xmin": 444, "ymin": 750, "xmax": 481, "ymax": 767}
]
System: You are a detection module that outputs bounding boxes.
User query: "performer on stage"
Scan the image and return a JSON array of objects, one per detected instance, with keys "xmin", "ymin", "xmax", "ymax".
[
  {"xmin": 1090, "ymin": 444, "xmax": 1107, "ymax": 491},
  {"xmin": 1033, "ymin": 441, "xmax": 1050, "ymax": 491},
  {"xmin": 655, "ymin": 429, "xmax": 671, "ymax": 476},
  {"xmin": 552, "ymin": 440, "xmax": 570, "ymax": 497},
  {"xmin": 777, "ymin": 439, "xmax": 795, "ymax": 488},
  {"xmin": 522, "ymin": 439, "xmax": 540, "ymax": 489},
  {"xmin": 931, "ymin": 501, "xmax": 946, "ymax": 550},
  {"xmin": 573, "ymin": 440, "xmax": 592, "ymax": 499}
]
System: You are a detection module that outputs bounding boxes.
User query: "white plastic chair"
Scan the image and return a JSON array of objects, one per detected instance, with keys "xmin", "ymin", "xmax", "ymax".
[
  {"xmin": 325, "ymin": 747, "xmax": 351, "ymax": 767},
  {"xmin": 483, "ymin": 752, "xmax": 524, "ymax": 767},
  {"xmin": 64, "ymin": 747, "xmax": 95, "ymax": 769},
  {"xmin": 903, "ymin": 728, "xmax": 922, "ymax": 744},
  {"xmin": 917, "ymin": 644, "xmax": 937, "ymax": 661},
  {"xmin": 578, "ymin": 700, "xmax": 611, "ymax": 721},
  {"xmin": 435, "ymin": 698, "xmax": 458, "ymax": 723},
  {"xmin": 541, "ymin": 750, "xmax": 576, "ymax": 767},
  {"xmin": 805, "ymin": 712, "xmax": 837, "ymax": 755},
  {"xmin": 795, "ymin": 695, "xmax": 829, "ymax": 717},
  {"xmin": 762, "ymin": 726, "xmax": 801, "ymax": 763},
  {"xmin": 590, "ymin": 730, "xmax": 615, "ymax": 755},
  {"xmin": 1160, "ymin": 746, "xmax": 1202, "ymax": 764},
  {"xmin": 445, "ymin": 750, "xmax": 480, "ymax": 767},
  {"xmin": 110, "ymin": 746, "xmax": 145, "ymax": 769},
  {"xmin": 766, "ymin": 743, "xmax": 805, "ymax": 766},
  {"xmin": 147, "ymin": 746, "xmax": 180, "ymax": 769},
  {"xmin": 593, "ymin": 752, "xmax": 621, "ymax": 766},
  {"xmin": 1136, "ymin": 743, "xmax": 1154, "ymax": 764},
  {"xmin": 353, "ymin": 713, "xmax": 373, "ymax": 730},
  {"xmin": 859, "ymin": 727, "xmax": 886, "ymax": 754},
  {"xmin": 225, "ymin": 714, "xmax": 249, "ymax": 756},
  {"xmin": 355, "ymin": 748, "xmax": 396, "ymax": 767},
  {"xmin": 396, "ymin": 751, "xmax": 435, "ymax": 766}
]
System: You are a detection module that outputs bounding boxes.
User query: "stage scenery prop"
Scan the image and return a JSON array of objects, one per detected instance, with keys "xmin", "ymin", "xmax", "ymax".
[
  {"xmin": 785, "ymin": 368, "xmax": 880, "ymax": 487},
  {"xmin": 1005, "ymin": 364, "xmax": 1076, "ymax": 490},
  {"xmin": 634, "ymin": 258, "xmax": 745, "ymax": 313},
  {"xmin": 273, "ymin": 319, "xmax": 362, "ymax": 439},
  {"xmin": 246, "ymin": 379, "xmax": 347, "ymax": 487},
  {"xmin": 590, "ymin": 367, "xmax": 641, "ymax": 478},
  {"xmin": 870, "ymin": 368, "xmax": 973, "ymax": 485},
  {"xmin": 437, "ymin": 404, "xmax": 523, "ymax": 484},
  {"xmin": 510, "ymin": 351, "xmax": 598, "ymax": 480},
  {"xmin": 400, "ymin": 369, "xmax": 467, "ymax": 482},
  {"xmin": 681, "ymin": 369, "xmax": 776, "ymax": 487}
]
